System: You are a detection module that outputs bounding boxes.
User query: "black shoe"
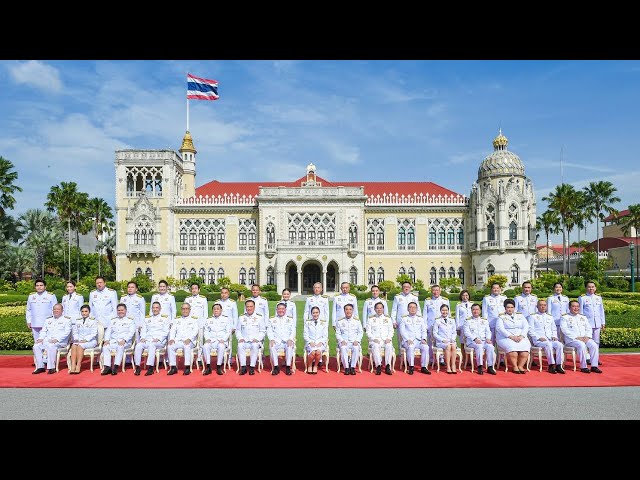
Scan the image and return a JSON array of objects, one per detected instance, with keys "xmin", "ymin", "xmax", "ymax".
[
  {"xmin": 203, "ymin": 366, "xmax": 212, "ymax": 376},
  {"xmin": 591, "ymin": 367, "xmax": 603, "ymax": 374},
  {"xmin": 376, "ymin": 365, "xmax": 382, "ymax": 375},
  {"xmin": 487, "ymin": 366, "xmax": 497, "ymax": 375},
  {"xmin": 145, "ymin": 366, "xmax": 154, "ymax": 376},
  {"xmin": 587, "ymin": 359, "xmax": 591, "ymax": 365},
  {"xmin": 350, "ymin": 367, "xmax": 356, "ymax": 375},
  {"xmin": 531, "ymin": 361, "xmax": 538, "ymax": 367},
  {"xmin": 101, "ymin": 367, "xmax": 111, "ymax": 376},
  {"xmin": 183, "ymin": 368, "xmax": 191, "ymax": 376},
  {"xmin": 555, "ymin": 365, "xmax": 566, "ymax": 374},
  {"xmin": 239, "ymin": 366, "xmax": 247, "ymax": 375},
  {"xmin": 499, "ymin": 361, "xmax": 505, "ymax": 367},
  {"xmin": 272, "ymin": 366, "xmax": 280, "ymax": 375},
  {"xmin": 344, "ymin": 368, "xmax": 350, "ymax": 376},
  {"xmin": 548, "ymin": 364, "xmax": 556, "ymax": 374},
  {"xmin": 134, "ymin": 366, "xmax": 141, "ymax": 376},
  {"xmin": 385, "ymin": 364, "xmax": 392, "ymax": 375},
  {"xmin": 318, "ymin": 361, "xmax": 323, "ymax": 367},
  {"xmin": 286, "ymin": 366, "xmax": 292, "ymax": 375},
  {"xmin": 32, "ymin": 368, "xmax": 46, "ymax": 374},
  {"xmin": 249, "ymin": 366, "xmax": 255, "ymax": 375},
  {"xmin": 167, "ymin": 366, "xmax": 178, "ymax": 375},
  {"xmin": 111, "ymin": 365, "xmax": 118, "ymax": 375},
  {"xmin": 581, "ymin": 368, "xmax": 590, "ymax": 373},
  {"xmin": 216, "ymin": 366, "xmax": 224, "ymax": 375},
  {"xmin": 439, "ymin": 360, "xmax": 446, "ymax": 367},
  {"xmin": 477, "ymin": 365, "xmax": 484, "ymax": 375},
  {"xmin": 47, "ymin": 368, "xmax": 56, "ymax": 374},
  {"xmin": 408, "ymin": 366, "xmax": 414, "ymax": 375},
  {"xmin": 420, "ymin": 367, "xmax": 431, "ymax": 375}
]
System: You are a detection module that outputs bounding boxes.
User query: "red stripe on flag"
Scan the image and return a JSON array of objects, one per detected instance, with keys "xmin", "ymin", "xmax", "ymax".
[
  {"xmin": 187, "ymin": 94, "xmax": 219, "ymax": 100},
  {"xmin": 187, "ymin": 73, "xmax": 218, "ymax": 85}
]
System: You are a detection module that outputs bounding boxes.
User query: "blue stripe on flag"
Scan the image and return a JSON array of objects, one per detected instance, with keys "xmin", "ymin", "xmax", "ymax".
[{"xmin": 188, "ymin": 80, "xmax": 218, "ymax": 95}]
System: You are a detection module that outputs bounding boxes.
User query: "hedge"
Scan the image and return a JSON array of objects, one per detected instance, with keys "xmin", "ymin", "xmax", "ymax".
[
  {"xmin": 600, "ymin": 292, "xmax": 640, "ymax": 300},
  {"xmin": 600, "ymin": 328, "xmax": 640, "ymax": 348},
  {"xmin": 0, "ymin": 294, "xmax": 29, "ymax": 304},
  {"xmin": 0, "ymin": 332, "xmax": 33, "ymax": 350},
  {"xmin": 605, "ymin": 315, "xmax": 640, "ymax": 328}
]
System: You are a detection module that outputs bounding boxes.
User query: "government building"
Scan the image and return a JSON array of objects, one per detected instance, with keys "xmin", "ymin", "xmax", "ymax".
[{"xmin": 114, "ymin": 130, "xmax": 538, "ymax": 293}]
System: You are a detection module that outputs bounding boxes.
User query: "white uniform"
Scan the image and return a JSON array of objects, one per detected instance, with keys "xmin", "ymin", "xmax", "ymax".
[
  {"xmin": 89, "ymin": 287, "xmax": 119, "ymax": 329},
  {"xmin": 244, "ymin": 296, "xmax": 270, "ymax": 323},
  {"xmin": 218, "ymin": 298, "xmax": 239, "ymax": 330},
  {"xmin": 463, "ymin": 316, "xmax": 495, "ymax": 367},
  {"xmin": 495, "ymin": 313, "xmax": 531, "ymax": 352},
  {"xmin": 267, "ymin": 315, "xmax": 296, "ymax": 367},
  {"xmin": 150, "ymin": 292, "xmax": 177, "ymax": 323},
  {"xmin": 560, "ymin": 313, "xmax": 599, "ymax": 368},
  {"xmin": 33, "ymin": 315, "xmax": 72, "ymax": 370},
  {"xmin": 424, "ymin": 296, "xmax": 451, "ymax": 360},
  {"xmin": 185, "ymin": 294, "xmax": 209, "ymax": 326},
  {"xmin": 102, "ymin": 315, "xmax": 136, "ymax": 367},
  {"xmin": 25, "ymin": 291, "xmax": 57, "ymax": 342},
  {"xmin": 433, "ymin": 315, "xmax": 457, "ymax": 349},
  {"xmin": 514, "ymin": 293, "xmax": 538, "ymax": 318},
  {"xmin": 303, "ymin": 294, "xmax": 330, "ymax": 321},
  {"xmin": 335, "ymin": 316, "xmax": 363, "ymax": 369},
  {"xmin": 281, "ymin": 300, "xmax": 297, "ymax": 322},
  {"xmin": 120, "ymin": 293, "xmax": 146, "ymax": 328},
  {"xmin": 202, "ymin": 314, "xmax": 231, "ymax": 366},
  {"xmin": 398, "ymin": 314, "xmax": 429, "ymax": 367},
  {"xmin": 456, "ymin": 301, "xmax": 473, "ymax": 333},
  {"xmin": 579, "ymin": 293, "xmax": 605, "ymax": 345},
  {"xmin": 72, "ymin": 316, "xmax": 99, "ymax": 349},
  {"xmin": 61, "ymin": 292, "xmax": 84, "ymax": 322},
  {"xmin": 366, "ymin": 314, "xmax": 394, "ymax": 367},
  {"xmin": 528, "ymin": 311, "xmax": 563, "ymax": 366},
  {"xmin": 361, "ymin": 297, "xmax": 388, "ymax": 330},
  {"xmin": 547, "ymin": 293, "xmax": 570, "ymax": 326},
  {"xmin": 303, "ymin": 318, "xmax": 329, "ymax": 354},
  {"xmin": 134, "ymin": 314, "xmax": 170, "ymax": 367},
  {"xmin": 236, "ymin": 312, "xmax": 266, "ymax": 367},
  {"xmin": 332, "ymin": 293, "xmax": 358, "ymax": 327},
  {"xmin": 168, "ymin": 315, "xmax": 199, "ymax": 367},
  {"xmin": 391, "ymin": 292, "xmax": 421, "ymax": 325},
  {"xmin": 482, "ymin": 294, "xmax": 507, "ymax": 332}
]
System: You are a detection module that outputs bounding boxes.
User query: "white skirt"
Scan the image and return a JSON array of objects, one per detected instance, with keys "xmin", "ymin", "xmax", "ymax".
[
  {"xmin": 497, "ymin": 337, "xmax": 531, "ymax": 353},
  {"xmin": 74, "ymin": 340, "xmax": 98, "ymax": 349},
  {"xmin": 305, "ymin": 343, "xmax": 326, "ymax": 354}
]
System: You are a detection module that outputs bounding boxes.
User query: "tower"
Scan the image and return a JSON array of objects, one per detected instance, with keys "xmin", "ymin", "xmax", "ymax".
[{"xmin": 180, "ymin": 131, "xmax": 197, "ymax": 199}]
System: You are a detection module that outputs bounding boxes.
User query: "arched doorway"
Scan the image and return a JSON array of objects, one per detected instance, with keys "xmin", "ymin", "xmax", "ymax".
[
  {"xmin": 326, "ymin": 262, "xmax": 338, "ymax": 292},
  {"xmin": 302, "ymin": 262, "xmax": 321, "ymax": 294},
  {"xmin": 286, "ymin": 262, "xmax": 298, "ymax": 292}
]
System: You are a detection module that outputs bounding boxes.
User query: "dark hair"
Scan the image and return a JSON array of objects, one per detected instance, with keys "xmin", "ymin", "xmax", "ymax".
[
  {"xmin": 127, "ymin": 281, "xmax": 138, "ymax": 288},
  {"xmin": 371, "ymin": 284, "xmax": 379, "ymax": 290},
  {"xmin": 407, "ymin": 301, "xmax": 418, "ymax": 308},
  {"xmin": 181, "ymin": 303, "xmax": 191, "ymax": 309},
  {"xmin": 341, "ymin": 282, "xmax": 350, "ymax": 287},
  {"xmin": 245, "ymin": 299, "xmax": 255, "ymax": 306},
  {"xmin": 80, "ymin": 304, "xmax": 90, "ymax": 311},
  {"xmin": 282, "ymin": 288, "xmax": 291, "ymax": 294},
  {"xmin": 251, "ymin": 284, "xmax": 260, "ymax": 289},
  {"xmin": 522, "ymin": 281, "xmax": 532, "ymax": 288},
  {"xmin": 471, "ymin": 303, "xmax": 481, "ymax": 310},
  {"xmin": 276, "ymin": 301, "xmax": 287, "ymax": 308},
  {"xmin": 95, "ymin": 276, "xmax": 106, "ymax": 282},
  {"xmin": 503, "ymin": 299, "xmax": 515, "ymax": 308},
  {"xmin": 66, "ymin": 280, "xmax": 76, "ymax": 287},
  {"xmin": 440, "ymin": 303, "xmax": 450, "ymax": 311},
  {"xmin": 34, "ymin": 278, "xmax": 46, "ymax": 286},
  {"xmin": 431, "ymin": 284, "xmax": 441, "ymax": 289},
  {"xmin": 221, "ymin": 287, "xmax": 230, "ymax": 293},
  {"xmin": 585, "ymin": 281, "xmax": 596, "ymax": 287},
  {"xmin": 158, "ymin": 280, "xmax": 169, "ymax": 287},
  {"xmin": 151, "ymin": 301, "xmax": 161, "ymax": 308},
  {"xmin": 569, "ymin": 299, "xmax": 580, "ymax": 307},
  {"xmin": 553, "ymin": 282, "xmax": 564, "ymax": 289},
  {"xmin": 344, "ymin": 303, "xmax": 354, "ymax": 310},
  {"xmin": 491, "ymin": 282, "xmax": 501, "ymax": 289},
  {"xmin": 374, "ymin": 301, "xmax": 385, "ymax": 309},
  {"xmin": 116, "ymin": 303, "xmax": 127, "ymax": 311},
  {"xmin": 402, "ymin": 281, "xmax": 412, "ymax": 287},
  {"xmin": 459, "ymin": 289, "xmax": 470, "ymax": 300},
  {"xmin": 190, "ymin": 282, "xmax": 200, "ymax": 288},
  {"xmin": 310, "ymin": 306, "xmax": 320, "ymax": 313}
]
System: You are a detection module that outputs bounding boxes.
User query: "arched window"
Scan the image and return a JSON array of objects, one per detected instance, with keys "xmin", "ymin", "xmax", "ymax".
[
  {"xmin": 248, "ymin": 230, "xmax": 256, "ymax": 250},
  {"xmin": 217, "ymin": 230, "xmax": 225, "ymax": 250},
  {"xmin": 458, "ymin": 267, "xmax": 464, "ymax": 285},
  {"xmin": 134, "ymin": 229, "xmax": 140, "ymax": 245},
  {"xmin": 439, "ymin": 267, "xmax": 446, "ymax": 280},
  {"xmin": 398, "ymin": 266, "xmax": 406, "ymax": 276},
  {"xmin": 398, "ymin": 226, "xmax": 406, "ymax": 246},
  {"xmin": 368, "ymin": 267, "xmax": 375, "ymax": 285},
  {"xmin": 239, "ymin": 268, "xmax": 247, "ymax": 285},
  {"xmin": 349, "ymin": 266, "xmax": 358, "ymax": 285},
  {"xmin": 266, "ymin": 266, "xmax": 275, "ymax": 285},
  {"xmin": 407, "ymin": 227, "xmax": 415, "ymax": 247},
  {"xmin": 487, "ymin": 264, "xmax": 495, "ymax": 277},
  {"xmin": 457, "ymin": 227, "xmax": 464, "ymax": 245},
  {"xmin": 148, "ymin": 229, "xmax": 154, "ymax": 245},
  {"xmin": 487, "ymin": 204, "xmax": 496, "ymax": 241},
  {"xmin": 199, "ymin": 231, "xmax": 206, "ymax": 251},
  {"xmin": 438, "ymin": 228, "xmax": 446, "ymax": 245},
  {"xmin": 198, "ymin": 268, "xmax": 206, "ymax": 283},
  {"xmin": 266, "ymin": 223, "xmax": 275, "ymax": 244},
  {"xmin": 145, "ymin": 267, "xmax": 153, "ymax": 280},
  {"xmin": 248, "ymin": 267, "xmax": 256, "ymax": 285},
  {"xmin": 180, "ymin": 229, "xmax": 188, "ymax": 250},
  {"xmin": 367, "ymin": 227, "xmax": 375, "ymax": 248},
  {"xmin": 509, "ymin": 221, "xmax": 517, "ymax": 240},
  {"xmin": 430, "ymin": 267, "xmax": 437, "ymax": 285},
  {"xmin": 349, "ymin": 223, "xmax": 358, "ymax": 245},
  {"xmin": 408, "ymin": 266, "xmax": 416, "ymax": 283},
  {"xmin": 487, "ymin": 223, "xmax": 496, "ymax": 241},
  {"xmin": 180, "ymin": 268, "xmax": 187, "ymax": 280},
  {"xmin": 208, "ymin": 268, "xmax": 215, "ymax": 285},
  {"xmin": 239, "ymin": 230, "xmax": 247, "ymax": 250},
  {"xmin": 289, "ymin": 227, "xmax": 296, "ymax": 242},
  {"xmin": 429, "ymin": 227, "xmax": 436, "ymax": 246},
  {"xmin": 217, "ymin": 267, "xmax": 225, "ymax": 281},
  {"xmin": 377, "ymin": 267, "xmax": 384, "ymax": 283},
  {"xmin": 448, "ymin": 267, "xmax": 455, "ymax": 278},
  {"xmin": 447, "ymin": 229, "xmax": 455, "ymax": 245},
  {"xmin": 511, "ymin": 264, "xmax": 519, "ymax": 284},
  {"xmin": 135, "ymin": 267, "xmax": 142, "ymax": 276},
  {"xmin": 189, "ymin": 268, "xmax": 196, "ymax": 278}
]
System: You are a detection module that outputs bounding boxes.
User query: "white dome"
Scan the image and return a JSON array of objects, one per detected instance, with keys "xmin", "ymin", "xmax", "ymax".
[{"xmin": 477, "ymin": 130, "xmax": 525, "ymax": 179}]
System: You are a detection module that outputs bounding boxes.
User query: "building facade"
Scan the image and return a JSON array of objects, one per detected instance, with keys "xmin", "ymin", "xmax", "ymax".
[{"xmin": 114, "ymin": 131, "xmax": 537, "ymax": 292}]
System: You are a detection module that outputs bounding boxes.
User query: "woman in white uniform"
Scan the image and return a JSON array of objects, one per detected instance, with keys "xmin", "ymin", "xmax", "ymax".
[
  {"xmin": 69, "ymin": 304, "xmax": 99, "ymax": 374},
  {"xmin": 433, "ymin": 304, "xmax": 458, "ymax": 374},
  {"xmin": 456, "ymin": 290, "xmax": 472, "ymax": 344},
  {"xmin": 303, "ymin": 306, "xmax": 328, "ymax": 374},
  {"xmin": 496, "ymin": 299, "xmax": 531, "ymax": 374}
]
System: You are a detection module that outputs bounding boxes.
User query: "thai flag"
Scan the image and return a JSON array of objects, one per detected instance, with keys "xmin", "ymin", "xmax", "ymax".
[{"xmin": 187, "ymin": 73, "xmax": 219, "ymax": 100}]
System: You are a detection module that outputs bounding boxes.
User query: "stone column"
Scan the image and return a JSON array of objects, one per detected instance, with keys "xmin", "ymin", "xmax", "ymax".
[
  {"xmin": 322, "ymin": 268, "xmax": 327, "ymax": 294},
  {"xmin": 276, "ymin": 269, "xmax": 285, "ymax": 292},
  {"xmin": 297, "ymin": 268, "xmax": 303, "ymax": 296}
]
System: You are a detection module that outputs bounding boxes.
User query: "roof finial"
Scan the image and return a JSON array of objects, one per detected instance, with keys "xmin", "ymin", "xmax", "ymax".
[{"xmin": 492, "ymin": 128, "xmax": 508, "ymax": 151}]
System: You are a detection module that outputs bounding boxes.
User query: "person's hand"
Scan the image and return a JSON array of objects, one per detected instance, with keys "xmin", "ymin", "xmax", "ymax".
[
  {"xmin": 218, "ymin": 339, "xmax": 225, "ymax": 344},
  {"xmin": 374, "ymin": 339, "xmax": 380, "ymax": 344},
  {"xmin": 141, "ymin": 338, "xmax": 147, "ymax": 343},
  {"xmin": 168, "ymin": 340, "xmax": 175, "ymax": 345},
  {"xmin": 50, "ymin": 338, "xmax": 58, "ymax": 344},
  {"xmin": 184, "ymin": 339, "xmax": 191, "ymax": 345},
  {"xmin": 205, "ymin": 339, "xmax": 211, "ymax": 344},
  {"xmin": 486, "ymin": 340, "xmax": 493, "ymax": 345},
  {"xmin": 353, "ymin": 341, "xmax": 359, "ymax": 346},
  {"xmin": 340, "ymin": 341, "xmax": 347, "ymax": 346},
  {"xmin": 602, "ymin": 324, "xmax": 606, "ymax": 331},
  {"xmin": 475, "ymin": 338, "xmax": 481, "ymax": 344},
  {"xmin": 286, "ymin": 340, "xmax": 294, "ymax": 347},
  {"xmin": 103, "ymin": 341, "xmax": 110, "ymax": 346},
  {"xmin": 27, "ymin": 323, "xmax": 32, "ymax": 329},
  {"xmin": 385, "ymin": 339, "xmax": 391, "ymax": 344},
  {"xmin": 393, "ymin": 322, "xmax": 398, "ymax": 328},
  {"xmin": 238, "ymin": 339, "xmax": 245, "ymax": 343},
  {"xmin": 118, "ymin": 340, "xmax": 125, "ymax": 346},
  {"xmin": 539, "ymin": 337, "xmax": 547, "ymax": 342},
  {"xmin": 270, "ymin": 340, "xmax": 275, "ymax": 348},
  {"xmin": 36, "ymin": 339, "xmax": 43, "ymax": 344},
  {"xmin": 551, "ymin": 337, "xmax": 558, "ymax": 341}
]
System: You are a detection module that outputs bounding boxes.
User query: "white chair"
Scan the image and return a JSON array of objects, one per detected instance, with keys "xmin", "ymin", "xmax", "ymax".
[
  {"xmin": 528, "ymin": 344, "xmax": 548, "ymax": 372},
  {"xmin": 270, "ymin": 342, "xmax": 296, "ymax": 374},
  {"xmin": 99, "ymin": 336, "xmax": 136, "ymax": 372},
  {"xmin": 558, "ymin": 331, "xmax": 577, "ymax": 372},
  {"xmin": 141, "ymin": 343, "xmax": 168, "ymax": 373},
  {"xmin": 206, "ymin": 336, "xmax": 232, "ymax": 372},
  {"xmin": 38, "ymin": 338, "xmax": 72, "ymax": 373},
  {"xmin": 303, "ymin": 347, "xmax": 330, "ymax": 373},
  {"xmin": 430, "ymin": 328, "xmax": 463, "ymax": 373},
  {"xmin": 175, "ymin": 328, "xmax": 203, "ymax": 371},
  {"xmin": 399, "ymin": 333, "xmax": 425, "ymax": 373},
  {"xmin": 335, "ymin": 343, "xmax": 363, "ymax": 373},
  {"xmin": 462, "ymin": 333, "xmax": 496, "ymax": 373},
  {"xmin": 368, "ymin": 342, "xmax": 396, "ymax": 373},
  {"xmin": 66, "ymin": 323, "xmax": 105, "ymax": 373},
  {"xmin": 236, "ymin": 342, "xmax": 264, "ymax": 373}
]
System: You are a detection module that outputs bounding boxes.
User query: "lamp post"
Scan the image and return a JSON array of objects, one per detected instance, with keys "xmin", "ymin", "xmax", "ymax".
[{"xmin": 631, "ymin": 241, "xmax": 635, "ymax": 293}]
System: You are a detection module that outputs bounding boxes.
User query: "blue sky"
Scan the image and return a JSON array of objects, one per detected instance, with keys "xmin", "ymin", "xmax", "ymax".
[{"xmin": 1, "ymin": 60, "xmax": 638, "ymax": 244}]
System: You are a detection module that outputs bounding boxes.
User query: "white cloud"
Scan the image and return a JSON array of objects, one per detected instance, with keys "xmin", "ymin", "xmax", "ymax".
[
  {"xmin": 323, "ymin": 140, "xmax": 361, "ymax": 165},
  {"xmin": 7, "ymin": 60, "xmax": 63, "ymax": 93}
]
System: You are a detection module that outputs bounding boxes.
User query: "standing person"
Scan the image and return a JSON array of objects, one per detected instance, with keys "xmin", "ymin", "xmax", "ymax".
[
  {"xmin": 218, "ymin": 287, "xmax": 239, "ymax": 331},
  {"xmin": 482, "ymin": 282, "xmax": 507, "ymax": 341},
  {"xmin": 61, "ymin": 281, "xmax": 84, "ymax": 323},
  {"xmin": 528, "ymin": 299, "xmax": 565, "ymax": 374},
  {"xmin": 303, "ymin": 282, "xmax": 330, "ymax": 322},
  {"xmin": 236, "ymin": 299, "xmax": 266, "ymax": 376},
  {"xmin": 495, "ymin": 299, "xmax": 530, "ymax": 374},
  {"xmin": 433, "ymin": 304, "xmax": 458, "ymax": 374},
  {"xmin": 120, "ymin": 281, "xmax": 146, "ymax": 328},
  {"xmin": 244, "ymin": 284, "xmax": 270, "ymax": 322},
  {"xmin": 32, "ymin": 303, "xmax": 71, "ymax": 374},
  {"xmin": 463, "ymin": 303, "xmax": 496, "ymax": 375},
  {"xmin": 547, "ymin": 282, "xmax": 570, "ymax": 328},
  {"xmin": 133, "ymin": 301, "xmax": 170, "ymax": 376},
  {"xmin": 335, "ymin": 304, "xmax": 363, "ymax": 375},
  {"xmin": 514, "ymin": 281, "xmax": 538, "ymax": 318},
  {"xmin": 26, "ymin": 278, "xmax": 57, "ymax": 343},
  {"xmin": 561, "ymin": 300, "xmax": 602, "ymax": 373},
  {"xmin": 69, "ymin": 304, "xmax": 99, "ymax": 374},
  {"xmin": 89, "ymin": 276, "xmax": 119, "ymax": 329},
  {"xmin": 100, "ymin": 304, "xmax": 136, "ymax": 376},
  {"xmin": 362, "ymin": 284, "xmax": 388, "ymax": 331},
  {"xmin": 579, "ymin": 281, "xmax": 606, "ymax": 361},
  {"xmin": 398, "ymin": 302, "xmax": 430, "ymax": 375},
  {"xmin": 150, "ymin": 280, "xmax": 177, "ymax": 323},
  {"xmin": 167, "ymin": 303, "xmax": 199, "ymax": 376},
  {"xmin": 185, "ymin": 282, "xmax": 208, "ymax": 327},
  {"xmin": 303, "ymin": 306, "xmax": 328, "ymax": 374},
  {"xmin": 202, "ymin": 302, "xmax": 231, "ymax": 376},
  {"xmin": 267, "ymin": 302, "xmax": 296, "ymax": 375},
  {"xmin": 280, "ymin": 288, "xmax": 297, "ymax": 323},
  {"xmin": 367, "ymin": 301, "xmax": 395, "ymax": 375},
  {"xmin": 456, "ymin": 290, "xmax": 473, "ymax": 350},
  {"xmin": 391, "ymin": 281, "xmax": 421, "ymax": 357},
  {"xmin": 332, "ymin": 282, "xmax": 358, "ymax": 328},
  {"xmin": 424, "ymin": 285, "xmax": 450, "ymax": 365}
]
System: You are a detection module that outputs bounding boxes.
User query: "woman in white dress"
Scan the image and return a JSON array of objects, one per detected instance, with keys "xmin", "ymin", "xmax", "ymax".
[
  {"xmin": 303, "ymin": 306, "xmax": 328, "ymax": 374},
  {"xmin": 496, "ymin": 299, "xmax": 531, "ymax": 374},
  {"xmin": 69, "ymin": 304, "xmax": 99, "ymax": 374},
  {"xmin": 456, "ymin": 290, "xmax": 472, "ymax": 344},
  {"xmin": 433, "ymin": 304, "xmax": 458, "ymax": 374}
]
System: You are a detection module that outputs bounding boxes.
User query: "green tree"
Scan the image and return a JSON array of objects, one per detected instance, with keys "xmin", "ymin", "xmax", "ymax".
[
  {"xmin": 0, "ymin": 215, "xmax": 21, "ymax": 243},
  {"xmin": 486, "ymin": 274, "xmax": 508, "ymax": 288},
  {"xmin": 129, "ymin": 273, "xmax": 155, "ymax": 293},
  {"xmin": 3, "ymin": 245, "xmax": 32, "ymax": 282},
  {"xmin": 396, "ymin": 274, "xmax": 412, "ymax": 287},
  {"xmin": 17, "ymin": 209, "xmax": 63, "ymax": 278},
  {"xmin": 583, "ymin": 181, "xmax": 620, "ymax": 255},
  {"xmin": 616, "ymin": 204, "xmax": 640, "ymax": 286},
  {"xmin": 86, "ymin": 197, "xmax": 113, "ymax": 276},
  {"xmin": 577, "ymin": 251, "xmax": 603, "ymax": 284},
  {"xmin": 440, "ymin": 277, "xmax": 461, "ymax": 291},
  {"xmin": 543, "ymin": 184, "xmax": 579, "ymax": 275},
  {"xmin": 536, "ymin": 210, "xmax": 560, "ymax": 273},
  {"xmin": 216, "ymin": 276, "xmax": 232, "ymax": 289},
  {"xmin": 571, "ymin": 240, "xmax": 590, "ymax": 248},
  {"xmin": 0, "ymin": 156, "xmax": 22, "ymax": 217},
  {"xmin": 378, "ymin": 280, "xmax": 395, "ymax": 294},
  {"xmin": 96, "ymin": 233, "xmax": 116, "ymax": 274}
]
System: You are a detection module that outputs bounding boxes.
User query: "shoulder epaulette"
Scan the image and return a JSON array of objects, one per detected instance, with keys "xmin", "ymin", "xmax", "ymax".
[
  {"xmin": 136, "ymin": 293, "xmax": 143, "ymax": 298},
  {"xmin": 127, "ymin": 316, "xmax": 134, "ymax": 320},
  {"xmin": 401, "ymin": 314, "xmax": 408, "ymax": 317},
  {"xmin": 484, "ymin": 294, "xmax": 490, "ymax": 297},
  {"xmin": 199, "ymin": 294, "xmax": 206, "ymax": 298},
  {"xmin": 89, "ymin": 316, "xmax": 95, "ymax": 320},
  {"xmin": 64, "ymin": 315, "xmax": 71, "ymax": 319},
  {"xmin": 146, "ymin": 315, "xmax": 151, "ymax": 318},
  {"xmin": 229, "ymin": 298, "xmax": 236, "ymax": 302},
  {"xmin": 168, "ymin": 292, "xmax": 174, "ymax": 296},
  {"xmin": 107, "ymin": 287, "xmax": 113, "ymax": 291},
  {"xmin": 369, "ymin": 315, "xmax": 377, "ymax": 319},
  {"xmin": 321, "ymin": 294, "xmax": 328, "ymax": 298},
  {"xmin": 287, "ymin": 315, "xmax": 293, "ymax": 319},
  {"xmin": 255, "ymin": 313, "xmax": 262, "ymax": 316},
  {"xmin": 581, "ymin": 294, "xmax": 586, "ymax": 296},
  {"xmin": 595, "ymin": 293, "xmax": 601, "ymax": 296},
  {"xmin": 260, "ymin": 295, "xmax": 266, "ymax": 300},
  {"xmin": 161, "ymin": 314, "xmax": 168, "ymax": 317},
  {"xmin": 338, "ymin": 317, "xmax": 345, "ymax": 322},
  {"xmin": 191, "ymin": 315, "xmax": 199, "ymax": 319}
]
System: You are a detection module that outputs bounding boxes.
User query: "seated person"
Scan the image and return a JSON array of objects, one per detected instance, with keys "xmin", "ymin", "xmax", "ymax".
[
  {"xmin": 463, "ymin": 303, "xmax": 496, "ymax": 375},
  {"xmin": 69, "ymin": 304, "xmax": 98, "ymax": 374},
  {"xmin": 335, "ymin": 304, "xmax": 363, "ymax": 375},
  {"xmin": 167, "ymin": 303, "xmax": 199, "ymax": 376},
  {"xmin": 33, "ymin": 303, "xmax": 72, "ymax": 375},
  {"xmin": 398, "ymin": 301, "xmax": 430, "ymax": 375},
  {"xmin": 101, "ymin": 303, "xmax": 136, "ymax": 376},
  {"xmin": 134, "ymin": 301, "xmax": 170, "ymax": 376},
  {"xmin": 528, "ymin": 299, "xmax": 565, "ymax": 374},
  {"xmin": 202, "ymin": 302, "xmax": 232, "ymax": 376},
  {"xmin": 267, "ymin": 302, "xmax": 296, "ymax": 376},
  {"xmin": 560, "ymin": 300, "xmax": 602, "ymax": 374},
  {"xmin": 495, "ymin": 299, "xmax": 531, "ymax": 374},
  {"xmin": 433, "ymin": 304, "xmax": 458, "ymax": 374},
  {"xmin": 367, "ymin": 301, "xmax": 395, "ymax": 375},
  {"xmin": 236, "ymin": 299, "xmax": 266, "ymax": 376},
  {"xmin": 303, "ymin": 306, "xmax": 328, "ymax": 374}
]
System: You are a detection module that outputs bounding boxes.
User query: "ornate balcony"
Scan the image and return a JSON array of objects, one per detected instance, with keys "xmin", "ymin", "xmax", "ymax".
[{"xmin": 128, "ymin": 244, "xmax": 159, "ymax": 257}]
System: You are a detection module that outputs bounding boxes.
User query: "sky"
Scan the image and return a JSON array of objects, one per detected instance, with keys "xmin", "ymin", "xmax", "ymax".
[{"xmin": 1, "ymin": 60, "xmax": 638, "ymax": 244}]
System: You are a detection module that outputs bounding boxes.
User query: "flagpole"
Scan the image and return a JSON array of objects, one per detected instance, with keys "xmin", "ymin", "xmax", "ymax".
[{"xmin": 187, "ymin": 97, "xmax": 189, "ymax": 131}]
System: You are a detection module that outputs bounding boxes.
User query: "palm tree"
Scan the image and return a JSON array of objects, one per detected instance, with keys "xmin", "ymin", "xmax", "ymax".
[
  {"xmin": 543, "ymin": 184, "xmax": 578, "ymax": 275},
  {"xmin": 0, "ymin": 156, "xmax": 22, "ymax": 218},
  {"xmin": 3, "ymin": 245, "xmax": 32, "ymax": 281},
  {"xmin": 17, "ymin": 209, "xmax": 62, "ymax": 277},
  {"xmin": 0, "ymin": 215, "xmax": 21, "ymax": 243},
  {"xmin": 583, "ymin": 181, "xmax": 621, "ymax": 255},
  {"xmin": 537, "ymin": 210, "xmax": 560, "ymax": 273},
  {"xmin": 617, "ymin": 204, "xmax": 640, "ymax": 285},
  {"xmin": 87, "ymin": 198, "xmax": 113, "ymax": 275},
  {"xmin": 98, "ymin": 233, "xmax": 116, "ymax": 273},
  {"xmin": 569, "ymin": 191, "xmax": 587, "ymax": 274}
]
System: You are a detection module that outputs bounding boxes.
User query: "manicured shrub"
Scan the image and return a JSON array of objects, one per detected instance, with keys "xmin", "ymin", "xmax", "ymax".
[{"xmin": 0, "ymin": 332, "xmax": 33, "ymax": 350}]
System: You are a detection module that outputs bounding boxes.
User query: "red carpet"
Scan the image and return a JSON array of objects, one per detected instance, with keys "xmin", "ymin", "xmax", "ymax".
[{"xmin": 2, "ymin": 355, "xmax": 639, "ymax": 388}]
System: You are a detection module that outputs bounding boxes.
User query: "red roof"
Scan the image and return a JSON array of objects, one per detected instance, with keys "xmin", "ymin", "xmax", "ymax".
[
  {"xmin": 587, "ymin": 237, "xmax": 638, "ymax": 252},
  {"xmin": 603, "ymin": 209, "xmax": 629, "ymax": 222},
  {"xmin": 195, "ymin": 174, "xmax": 463, "ymax": 199},
  {"xmin": 537, "ymin": 245, "xmax": 584, "ymax": 255}
]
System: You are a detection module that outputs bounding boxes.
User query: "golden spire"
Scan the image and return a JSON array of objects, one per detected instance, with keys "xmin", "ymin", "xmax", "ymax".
[
  {"xmin": 180, "ymin": 131, "xmax": 197, "ymax": 153},
  {"xmin": 492, "ymin": 128, "xmax": 508, "ymax": 150}
]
